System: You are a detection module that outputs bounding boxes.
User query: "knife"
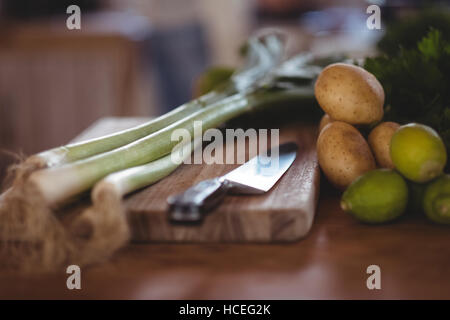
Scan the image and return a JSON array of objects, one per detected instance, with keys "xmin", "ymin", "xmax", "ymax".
[{"xmin": 167, "ymin": 142, "xmax": 298, "ymax": 223}]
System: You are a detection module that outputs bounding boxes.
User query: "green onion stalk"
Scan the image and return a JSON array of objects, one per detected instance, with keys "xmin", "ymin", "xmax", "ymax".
[
  {"xmin": 86, "ymin": 86, "xmax": 314, "ymax": 202},
  {"xmin": 28, "ymin": 86, "xmax": 314, "ymax": 207},
  {"xmin": 32, "ymin": 90, "xmax": 229, "ymax": 166},
  {"xmin": 94, "ymin": 137, "xmax": 201, "ymax": 199},
  {"xmin": 10, "ymin": 89, "xmax": 230, "ymax": 188},
  {"xmin": 12, "ymin": 33, "xmax": 285, "ymax": 185}
]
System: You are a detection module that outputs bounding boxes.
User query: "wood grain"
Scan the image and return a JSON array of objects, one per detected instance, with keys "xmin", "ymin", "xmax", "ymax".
[
  {"xmin": 128, "ymin": 125, "xmax": 319, "ymax": 242},
  {"xmin": 1, "ymin": 118, "xmax": 450, "ymax": 299},
  {"xmin": 73, "ymin": 117, "xmax": 320, "ymax": 242}
]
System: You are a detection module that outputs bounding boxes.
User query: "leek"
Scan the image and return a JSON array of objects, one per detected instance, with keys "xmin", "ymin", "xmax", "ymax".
[
  {"xmin": 97, "ymin": 138, "xmax": 200, "ymax": 198},
  {"xmin": 29, "ymin": 86, "xmax": 313, "ymax": 207},
  {"xmin": 0, "ymin": 31, "xmax": 328, "ymax": 272},
  {"xmin": 20, "ymin": 33, "xmax": 285, "ymax": 177}
]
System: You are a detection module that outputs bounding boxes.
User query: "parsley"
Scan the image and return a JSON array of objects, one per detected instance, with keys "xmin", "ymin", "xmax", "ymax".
[{"xmin": 364, "ymin": 29, "xmax": 450, "ymax": 161}]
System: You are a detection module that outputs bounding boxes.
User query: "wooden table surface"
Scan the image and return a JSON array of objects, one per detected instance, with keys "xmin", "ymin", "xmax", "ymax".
[{"xmin": 1, "ymin": 118, "xmax": 449, "ymax": 300}]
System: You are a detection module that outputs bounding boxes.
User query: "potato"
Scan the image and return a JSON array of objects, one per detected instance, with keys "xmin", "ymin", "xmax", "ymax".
[
  {"xmin": 317, "ymin": 121, "xmax": 376, "ymax": 190},
  {"xmin": 319, "ymin": 114, "xmax": 334, "ymax": 133},
  {"xmin": 368, "ymin": 121, "xmax": 400, "ymax": 169},
  {"xmin": 314, "ymin": 63, "xmax": 385, "ymax": 125}
]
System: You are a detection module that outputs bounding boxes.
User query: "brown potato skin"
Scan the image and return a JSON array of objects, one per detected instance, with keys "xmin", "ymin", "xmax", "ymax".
[
  {"xmin": 368, "ymin": 121, "xmax": 400, "ymax": 169},
  {"xmin": 314, "ymin": 63, "xmax": 385, "ymax": 125},
  {"xmin": 319, "ymin": 114, "xmax": 333, "ymax": 133},
  {"xmin": 317, "ymin": 121, "xmax": 376, "ymax": 190}
]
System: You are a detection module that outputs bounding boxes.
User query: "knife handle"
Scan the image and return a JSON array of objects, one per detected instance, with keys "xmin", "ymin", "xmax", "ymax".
[{"xmin": 167, "ymin": 178, "xmax": 231, "ymax": 223}]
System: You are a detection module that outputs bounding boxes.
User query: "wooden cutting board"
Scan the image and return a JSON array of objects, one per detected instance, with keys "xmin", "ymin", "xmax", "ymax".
[{"xmin": 73, "ymin": 117, "xmax": 320, "ymax": 243}]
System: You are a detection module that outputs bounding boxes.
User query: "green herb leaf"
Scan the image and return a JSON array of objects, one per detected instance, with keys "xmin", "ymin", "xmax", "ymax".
[{"xmin": 364, "ymin": 29, "xmax": 450, "ymax": 166}]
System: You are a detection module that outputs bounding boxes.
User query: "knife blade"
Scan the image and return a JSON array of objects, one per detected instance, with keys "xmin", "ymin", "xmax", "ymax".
[{"xmin": 167, "ymin": 142, "xmax": 298, "ymax": 223}]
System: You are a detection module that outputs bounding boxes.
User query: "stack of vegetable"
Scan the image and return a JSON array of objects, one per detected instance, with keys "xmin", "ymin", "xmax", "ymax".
[
  {"xmin": 315, "ymin": 31, "xmax": 450, "ymax": 225},
  {"xmin": 0, "ymin": 33, "xmax": 326, "ymax": 272}
]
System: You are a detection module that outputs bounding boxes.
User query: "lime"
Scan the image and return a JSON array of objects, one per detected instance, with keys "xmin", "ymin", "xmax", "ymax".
[
  {"xmin": 390, "ymin": 123, "xmax": 447, "ymax": 183},
  {"xmin": 341, "ymin": 169, "xmax": 408, "ymax": 223},
  {"xmin": 423, "ymin": 175, "xmax": 450, "ymax": 225}
]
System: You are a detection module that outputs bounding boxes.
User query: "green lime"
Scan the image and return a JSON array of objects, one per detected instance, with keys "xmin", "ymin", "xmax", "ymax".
[
  {"xmin": 423, "ymin": 175, "xmax": 450, "ymax": 225},
  {"xmin": 341, "ymin": 169, "xmax": 408, "ymax": 223},
  {"xmin": 390, "ymin": 123, "xmax": 447, "ymax": 183}
]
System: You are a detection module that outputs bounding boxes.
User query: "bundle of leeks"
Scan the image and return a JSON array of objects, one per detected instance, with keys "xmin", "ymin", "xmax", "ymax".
[{"xmin": 0, "ymin": 32, "xmax": 324, "ymax": 272}]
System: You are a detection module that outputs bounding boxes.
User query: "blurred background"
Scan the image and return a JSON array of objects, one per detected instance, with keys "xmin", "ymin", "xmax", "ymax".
[{"xmin": 0, "ymin": 0, "xmax": 448, "ymax": 180}]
